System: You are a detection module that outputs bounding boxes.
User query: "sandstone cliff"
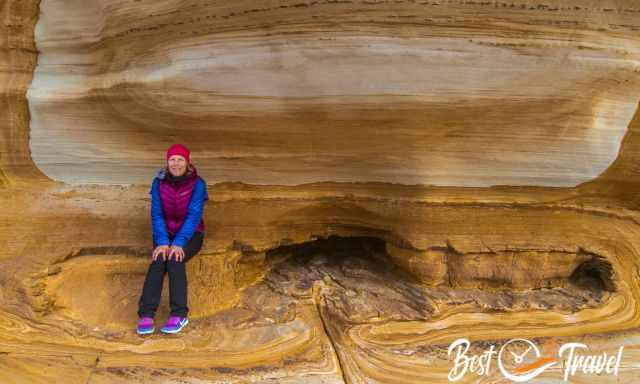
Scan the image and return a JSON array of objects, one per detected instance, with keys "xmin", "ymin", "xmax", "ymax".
[{"xmin": 1, "ymin": 1, "xmax": 640, "ymax": 383}]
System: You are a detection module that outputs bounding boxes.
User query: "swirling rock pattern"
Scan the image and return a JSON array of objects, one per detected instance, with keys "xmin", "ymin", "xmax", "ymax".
[
  {"xmin": 1, "ymin": 0, "xmax": 640, "ymax": 383},
  {"xmin": 26, "ymin": 0, "xmax": 640, "ymax": 186},
  {"xmin": 2, "ymin": 182, "xmax": 640, "ymax": 383}
]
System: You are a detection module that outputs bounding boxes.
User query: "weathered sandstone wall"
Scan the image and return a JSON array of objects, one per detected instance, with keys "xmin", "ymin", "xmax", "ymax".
[
  {"xmin": 23, "ymin": 0, "xmax": 640, "ymax": 187},
  {"xmin": 2, "ymin": 1, "xmax": 640, "ymax": 383}
]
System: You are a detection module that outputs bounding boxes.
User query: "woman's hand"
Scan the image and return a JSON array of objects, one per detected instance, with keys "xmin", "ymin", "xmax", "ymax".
[
  {"xmin": 169, "ymin": 245, "xmax": 185, "ymax": 262},
  {"xmin": 152, "ymin": 245, "xmax": 170, "ymax": 261}
]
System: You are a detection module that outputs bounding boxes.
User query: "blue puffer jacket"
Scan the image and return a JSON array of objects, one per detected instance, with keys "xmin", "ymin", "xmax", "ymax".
[{"xmin": 150, "ymin": 167, "xmax": 208, "ymax": 248}]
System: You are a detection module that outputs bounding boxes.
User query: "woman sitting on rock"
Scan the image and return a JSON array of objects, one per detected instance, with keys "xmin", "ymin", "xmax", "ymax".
[{"xmin": 136, "ymin": 143, "xmax": 208, "ymax": 335}]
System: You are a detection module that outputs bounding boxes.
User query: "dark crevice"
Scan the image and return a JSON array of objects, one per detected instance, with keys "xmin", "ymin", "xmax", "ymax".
[
  {"xmin": 315, "ymin": 299, "xmax": 349, "ymax": 384},
  {"xmin": 84, "ymin": 353, "xmax": 101, "ymax": 384},
  {"xmin": 570, "ymin": 256, "xmax": 615, "ymax": 292}
]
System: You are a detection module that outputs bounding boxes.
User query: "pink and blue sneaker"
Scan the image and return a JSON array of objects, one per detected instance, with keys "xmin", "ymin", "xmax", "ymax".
[
  {"xmin": 161, "ymin": 316, "xmax": 189, "ymax": 334},
  {"xmin": 136, "ymin": 317, "xmax": 155, "ymax": 335}
]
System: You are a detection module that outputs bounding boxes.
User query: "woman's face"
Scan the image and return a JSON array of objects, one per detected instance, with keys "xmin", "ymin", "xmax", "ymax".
[{"xmin": 167, "ymin": 155, "xmax": 188, "ymax": 177}]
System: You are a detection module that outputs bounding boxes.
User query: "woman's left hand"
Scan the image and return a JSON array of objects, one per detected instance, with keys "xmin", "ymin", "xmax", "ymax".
[{"xmin": 169, "ymin": 245, "xmax": 185, "ymax": 262}]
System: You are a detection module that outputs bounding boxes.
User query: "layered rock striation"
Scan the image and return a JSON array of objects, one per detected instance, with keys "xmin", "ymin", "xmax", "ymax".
[
  {"xmin": 1, "ymin": 1, "xmax": 640, "ymax": 383},
  {"xmin": 25, "ymin": 0, "xmax": 640, "ymax": 186}
]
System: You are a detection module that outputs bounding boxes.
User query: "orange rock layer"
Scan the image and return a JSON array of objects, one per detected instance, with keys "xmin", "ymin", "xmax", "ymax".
[{"xmin": 1, "ymin": 1, "xmax": 640, "ymax": 383}]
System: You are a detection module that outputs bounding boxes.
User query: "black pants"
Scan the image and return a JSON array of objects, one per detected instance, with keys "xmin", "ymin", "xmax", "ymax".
[{"xmin": 137, "ymin": 231, "xmax": 204, "ymax": 318}]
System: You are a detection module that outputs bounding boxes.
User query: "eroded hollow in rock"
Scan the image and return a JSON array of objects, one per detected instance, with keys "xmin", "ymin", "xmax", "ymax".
[
  {"xmin": 253, "ymin": 236, "xmax": 613, "ymax": 325},
  {"xmin": 569, "ymin": 256, "xmax": 615, "ymax": 293},
  {"xmin": 32, "ymin": 248, "xmax": 161, "ymax": 330},
  {"xmin": 34, "ymin": 245, "xmax": 253, "ymax": 332},
  {"xmin": 261, "ymin": 236, "xmax": 435, "ymax": 323},
  {"xmin": 35, "ymin": 236, "xmax": 615, "ymax": 334}
]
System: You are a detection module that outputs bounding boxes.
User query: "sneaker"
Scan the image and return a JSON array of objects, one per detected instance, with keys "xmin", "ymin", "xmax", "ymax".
[
  {"xmin": 136, "ymin": 316, "xmax": 155, "ymax": 335},
  {"xmin": 160, "ymin": 316, "xmax": 188, "ymax": 334}
]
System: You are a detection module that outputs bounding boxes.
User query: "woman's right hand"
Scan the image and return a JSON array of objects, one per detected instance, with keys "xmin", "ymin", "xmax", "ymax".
[{"xmin": 152, "ymin": 245, "xmax": 170, "ymax": 261}]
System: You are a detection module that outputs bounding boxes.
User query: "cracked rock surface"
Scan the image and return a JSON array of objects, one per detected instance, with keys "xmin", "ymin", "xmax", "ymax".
[{"xmin": 2, "ymin": 0, "xmax": 640, "ymax": 383}]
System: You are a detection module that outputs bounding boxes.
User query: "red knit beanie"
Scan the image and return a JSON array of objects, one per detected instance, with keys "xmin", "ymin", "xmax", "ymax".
[{"xmin": 166, "ymin": 143, "xmax": 190, "ymax": 163}]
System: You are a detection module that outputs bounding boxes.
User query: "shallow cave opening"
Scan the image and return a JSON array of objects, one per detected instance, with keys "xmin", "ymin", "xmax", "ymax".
[
  {"xmin": 569, "ymin": 256, "xmax": 615, "ymax": 293},
  {"xmin": 263, "ymin": 235, "xmax": 419, "ymax": 293},
  {"xmin": 259, "ymin": 235, "xmax": 435, "ymax": 322},
  {"xmin": 255, "ymin": 236, "xmax": 614, "ymax": 319},
  {"xmin": 266, "ymin": 235, "xmax": 389, "ymax": 267}
]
